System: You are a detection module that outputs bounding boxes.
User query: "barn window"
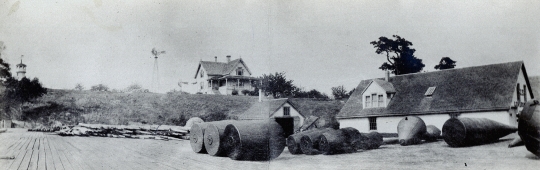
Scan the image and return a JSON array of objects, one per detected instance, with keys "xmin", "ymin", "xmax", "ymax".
[
  {"xmin": 371, "ymin": 94, "xmax": 377, "ymax": 107},
  {"xmin": 425, "ymin": 86, "xmax": 436, "ymax": 96},
  {"xmin": 283, "ymin": 106, "xmax": 290, "ymax": 116},
  {"xmin": 369, "ymin": 117, "xmax": 377, "ymax": 130},
  {"xmin": 365, "ymin": 96, "xmax": 371, "ymax": 108},
  {"xmin": 378, "ymin": 95, "xmax": 384, "ymax": 107}
]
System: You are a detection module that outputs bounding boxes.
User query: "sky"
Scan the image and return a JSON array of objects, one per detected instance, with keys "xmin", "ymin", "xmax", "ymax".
[{"xmin": 0, "ymin": 0, "xmax": 539, "ymax": 95}]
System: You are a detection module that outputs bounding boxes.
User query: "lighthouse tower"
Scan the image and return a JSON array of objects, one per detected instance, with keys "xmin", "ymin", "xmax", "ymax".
[{"xmin": 16, "ymin": 57, "xmax": 26, "ymax": 80}]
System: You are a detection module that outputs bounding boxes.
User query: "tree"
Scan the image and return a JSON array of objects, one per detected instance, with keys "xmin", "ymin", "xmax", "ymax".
[
  {"xmin": 434, "ymin": 57, "xmax": 457, "ymax": 70},
  {"xmin": 0, "ymin": 42, "xmax": 11, "ymax": 81},
  {"xmin": 3, "ymin": 77, "xmax": 47, "ymax": 119},
  {"xmin": 258, "ymin": 72, "xmax": 296, "ymax": 98},
  {"xmin": 74, "ymin": 83, "xmax": 85, "ymax": 91},
  {"xmin": 331, "ymin": 85, "xmax": 349, "ymax": 100},
  {"xmin": 370, "ymin": 35, "xmax": 425, "ymax": 75},
  {"xmin": 293, "ymin": 88, "xmax": 329, "ymax": 99},
  {"xmin": 90, "ymin": 84, "xmax": 109, "ymax": 91}
]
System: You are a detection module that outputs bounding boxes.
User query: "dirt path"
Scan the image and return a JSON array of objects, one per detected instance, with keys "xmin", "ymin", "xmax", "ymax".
[{"xmin": 1, "ymin": 128, "xmax": 539, "ymax": 170}]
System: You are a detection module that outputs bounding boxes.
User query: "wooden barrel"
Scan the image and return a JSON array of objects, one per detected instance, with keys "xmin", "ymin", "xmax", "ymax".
[
  {"xmin": 203, "ymin": 120, "xmax": 236, "ymax": 156},
  {"xmin": 442, "ymin": 117, "xmax": 518, "ymax": 147},
  {"xmin": 286, "ymin": 129, "xmax": 321, "ymax": 155},
  {"xmin": 223, "ymin": 119, "xmax": 286, "ymax": 161},
  {"xmin": 357, "ymin": 132, "xmax": 383, "ymax": 150},
  {"xmin": 318, "ymin": 128, "xmax": 359, "ymax": 155},
  {"xmin": 424, "ymin": 125, "xmax": 441, "ymax": 142},
  {"xmin": 397, "ymin": 116, "xmax": 427, "ymax": 146},
  {"xmin": 518, "ymin": 99, "xmax": 540, "ymax": 156},
  {"xmin": 299, "ymin": 128, "xmax": 336, "ymax": 155},
  {"xmin": 190, "ymin": 123, "xmax": 208, "ymax": 153}
]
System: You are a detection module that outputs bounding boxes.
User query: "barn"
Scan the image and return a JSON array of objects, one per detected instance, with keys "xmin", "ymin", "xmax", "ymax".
[
  {"xmin": 237, "ymin": 98, "xmax": 305, "ymax": 130},
  {"xmin": 337, "ymin": 61, "xmax": 533, "ymax": 133}
]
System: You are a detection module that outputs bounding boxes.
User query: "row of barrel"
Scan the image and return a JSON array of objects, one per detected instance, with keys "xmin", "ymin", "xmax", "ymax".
[
  {"xmin": 190, "ymin": 119, "xmax": 287, "ymax": 161},
  {"xmin": 398, "ymin": 99, "xmax": 540, "ymax": 157},
  {"xmin": 397, "ymin": 115, "xmax": 518, "ymax": 147},
  {"xmin": 287, "ymin": 128, "xmax": 383, "ymax": 155},
  {"xmin": 189, "ymin": 118, "xmax": 385, "ymax": 161}
]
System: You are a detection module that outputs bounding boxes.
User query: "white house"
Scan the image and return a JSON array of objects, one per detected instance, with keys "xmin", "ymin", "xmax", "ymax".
[
  {"xmin": 237, "ymin": 98, "xmax": 306, "ymax": 130},
  {"xmin": 337, "ymin": 61, "xmax": 533, "ymax": 133},
  {"xmin": 193, "ymin": 55, "xmax": 259, "ymax": 95}
]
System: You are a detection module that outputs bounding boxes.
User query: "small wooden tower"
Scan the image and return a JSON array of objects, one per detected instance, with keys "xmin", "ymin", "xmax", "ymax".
[{"xmin": 16, "ymin": 55, "xmax": 26, "ymax": 80}]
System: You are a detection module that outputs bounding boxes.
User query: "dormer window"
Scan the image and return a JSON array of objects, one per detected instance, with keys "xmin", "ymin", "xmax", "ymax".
[
  {"xmin": 425, "ymin": 86, "xmax": 436, "ymax": 97},
  {"xmin": 237, "ymin": 67, "xmax": 243, "ymax": 75}
]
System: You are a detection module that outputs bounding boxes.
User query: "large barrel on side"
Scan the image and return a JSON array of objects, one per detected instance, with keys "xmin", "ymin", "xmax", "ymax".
[
  {"xmin": 424, "ymin": 125, "xmax": 441, "ymax": 142},
  {"xmin": 318, "ymin": 127, "xmax": 361, "ymax": 155},
  {"xmin": 223, "ymin": 120, "xmax": 286, "ymax": 161},
  {"xmin": 287, "ymin": 128, "xmax": 330, "ymax": 154},
  {"xmin": 203, "ymin": 120, "xmax": 236, "ymax": 156},
  {"xmin": 518, "ymin": 99, "xmax": 540, "ymax": 156},
  {"xmin": 442, "ymin": 117, "xmax": 518, "ymax": 147},
  {"xmin": 397, "ymin": 116, "xmax": 427, "ymax": 146},
  {"xmin": 357, "ymin": 132, "xmax": 384, "ymax": 150},
  {"xmin": 190, "ymin": 123, "xmax": 209, "ymax": 153},
  {"xmin": 299, "ymin": 128, "xmax": 336, "ymax": 155}
]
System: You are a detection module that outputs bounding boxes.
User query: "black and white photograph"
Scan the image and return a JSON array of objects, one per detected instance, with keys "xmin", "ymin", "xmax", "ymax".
[{"xmin": 1, "ymin": 0, "xmax": 540, "ymax": 169}]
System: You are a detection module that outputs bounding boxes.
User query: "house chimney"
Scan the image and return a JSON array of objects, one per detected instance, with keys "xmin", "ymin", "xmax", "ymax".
[
  {"xmin": 385, "ymin": 71, "xmax": 390, "ymax": 81},
  {"xmin": 214, "ymin": 56, "xmax": 217, "ymax": 62},
  {"xmin": 226, "ymin": 55, "xmax": 231, "ymax": 63},
  {"xmin": 259, "ymin": 89, "xmax": 263, "ymax": 102}
]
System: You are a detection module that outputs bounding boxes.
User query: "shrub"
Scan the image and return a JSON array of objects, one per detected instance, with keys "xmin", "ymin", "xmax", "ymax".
[{"xmin": 232, "ymin": 89, "xmax": 238, "ymax": 95}]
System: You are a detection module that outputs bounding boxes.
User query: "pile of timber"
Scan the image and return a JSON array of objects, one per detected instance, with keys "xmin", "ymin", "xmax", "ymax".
[
  {"xmin": 397, "ymin": 116, "xmax": 441, "ymax": 146},
  {"xmin": 190, "ymin": 118, "xmax": 292, "ymax": 161},
  {"xmin": 52, "ymin": 123, "xmax": 190, "ymax": 140}
]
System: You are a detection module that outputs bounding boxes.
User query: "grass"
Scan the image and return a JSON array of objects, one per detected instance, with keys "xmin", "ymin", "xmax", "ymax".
[{"xmin": 20, "ymin": 89, "xmax": 344, "ymax": 128}]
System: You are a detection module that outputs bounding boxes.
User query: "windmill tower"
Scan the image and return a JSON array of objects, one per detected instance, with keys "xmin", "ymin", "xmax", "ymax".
[
  {"xmin": 16, "ymin": 55, "xmax": 26, "ymax": 80},
  {"xmin": 151, "ymin": 48, "xmax": 166, "ymax": 92}
]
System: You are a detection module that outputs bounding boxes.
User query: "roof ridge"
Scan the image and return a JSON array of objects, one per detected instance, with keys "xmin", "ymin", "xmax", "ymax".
[{"xmin": 390, "ymin": 60, "xmax": 523, "ymax": 78}]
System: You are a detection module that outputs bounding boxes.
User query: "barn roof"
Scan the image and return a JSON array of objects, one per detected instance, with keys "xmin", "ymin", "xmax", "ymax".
[
  {"xmin": 529, "ymin": 75, "xmax": 540, "ymax": 100},
  {"xmin": 237, "ymin": 98, "xmax": 303, "ymax": 120},
  {"xmin": 194, "ymin": 58, "xmax": 253, "ymax": 78},
  {"xmin": 337, "ymin": 61, "xmax": 530, "ymax": 118}
]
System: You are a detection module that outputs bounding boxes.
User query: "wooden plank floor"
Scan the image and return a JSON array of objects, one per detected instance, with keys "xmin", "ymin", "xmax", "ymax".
[{"xmin": 0, "ymin": 129, "xmax": 269, "ymax": 170}]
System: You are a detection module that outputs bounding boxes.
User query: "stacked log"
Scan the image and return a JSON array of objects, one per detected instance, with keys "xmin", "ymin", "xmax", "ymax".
[
  {"xmin": 518, "ymin": 99, "xmax": 540, "ymax": 156},
  {"xmin": 397, "ymin": 116, "xmax": 427, "ymax": 146},
  {"xmin": 287, "ymin": 128, "xmax": 333, "ymax": 155},
  {"xmin": 318, "ymin": 127, "xmax": 360, "ymax": 155},
  {"xmin": 223, "ymin": 119, "xmax": 286, "ymax": 161},
  {"xmin": 203, "ymin": 120, "xmax": 236, "ymax": 156},
  {"xmin": 299, "ymin": 128, "xmax": 336, "ymax": 155},
  {"xmin": 190, "ymin": 123, "xmax": 208, "ymax": 153},
  {"xmin": 508, "ymin": 136, "xmax": 524, "ymax": 148},
  {"xmin": 442, "ymin": 117, "xmax": 517, "ymax": 147}
]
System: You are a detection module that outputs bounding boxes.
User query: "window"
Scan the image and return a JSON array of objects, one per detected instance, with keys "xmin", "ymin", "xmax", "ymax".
[
  {"xmin": 425, "ymin": 86, "xmax": 436, "ymax": 96},
  {"xmin": 200, "ymin": 70, "xmax": 204, "ymax": 78},
  {"xmin": 378, "ymin": 95, "xmax": 384, "ymax": 107},
  {"xmin": 371, "ymin": 94, "xmax": 377, "ymax": 107},
  {"xmin": 239, "ymin": 80, "xmax": 244, "ymax": 87},
  {"xmin": 283, "ymin": 106, "xmax": 290, "ymax": 116},
  {"xmin": 237, "ymin": 67, "xmax": 243, "ymax": 75},
  {"xmin": 369, "ymin": 117, "xmax": 377, "ymax": 130},
  {"xmin": 365, "ymin": 96, "xmax": 371, "ymax": 108},
  {"xmin": 200, "ymin": 82, "xmax": 204, "ymax": 89}
]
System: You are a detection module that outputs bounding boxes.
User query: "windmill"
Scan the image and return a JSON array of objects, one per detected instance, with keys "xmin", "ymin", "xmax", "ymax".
[{"xmin": 151, "ymin": 48, "xmax": 166, "ymax": 92}]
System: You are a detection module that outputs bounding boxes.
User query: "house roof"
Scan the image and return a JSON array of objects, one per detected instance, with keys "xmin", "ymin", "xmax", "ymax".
[
  {"xmin": 372, "ymin": 79, "xmax": 396, "ymax": 93},
  {"xmin": 529, "ymin": 75, "xmax": 540, "ymax": 99},
  {"xmin": 237, "ymin": 98, "xmax": 304, "ymax": 120},
  {"xmin": 194, "ymin": 58, "xmax": 253, "ymax": 78},
  {"xmin": 337, "ymin": 61, "xmax": 529, "ymax": 118}
]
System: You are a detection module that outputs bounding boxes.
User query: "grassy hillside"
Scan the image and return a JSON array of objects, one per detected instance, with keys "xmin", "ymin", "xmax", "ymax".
[{"xmin": 19, "ymin": 89, "xmax": 344, "ymax": 128}]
